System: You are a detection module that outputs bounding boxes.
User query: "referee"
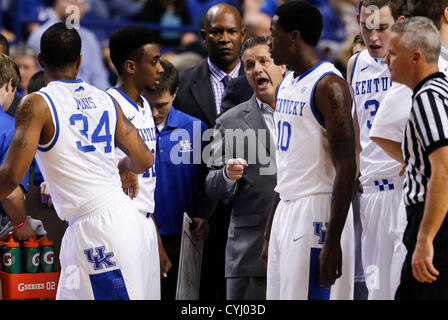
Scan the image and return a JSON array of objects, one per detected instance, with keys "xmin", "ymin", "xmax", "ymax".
[{"xmin": 386, "ymin": 16, "xmax": 448, "ymax": 299}]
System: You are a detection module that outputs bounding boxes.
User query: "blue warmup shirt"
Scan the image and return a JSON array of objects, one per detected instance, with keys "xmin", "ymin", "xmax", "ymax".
[
  {"xmin": 153, "ymin": 107, "xmax": 208, "ymax": 235},
  {"xmin": 0, "ymin": 109, "xmax": 29, "ymax": 217}
]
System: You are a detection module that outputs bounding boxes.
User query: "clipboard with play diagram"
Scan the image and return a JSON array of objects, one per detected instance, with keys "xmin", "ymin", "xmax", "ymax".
[{"xmin": 175, "ymin": 213, "xmax": 203, "ymax": 300}]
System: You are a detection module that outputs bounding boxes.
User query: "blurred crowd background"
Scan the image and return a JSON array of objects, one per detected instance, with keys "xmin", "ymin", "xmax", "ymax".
[{"xmin": 1, "ymin": 0, "xmax": 360, "ymax": 91}]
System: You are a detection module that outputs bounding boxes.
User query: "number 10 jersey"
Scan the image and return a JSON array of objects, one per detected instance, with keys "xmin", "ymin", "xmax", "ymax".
[
  {"xmin": 274, "ymin": 61, "xmax": 343, "ymax": 201},
  {"xmin": 35, "ymin": 80, "xmax": 122, "ymax": 221}
]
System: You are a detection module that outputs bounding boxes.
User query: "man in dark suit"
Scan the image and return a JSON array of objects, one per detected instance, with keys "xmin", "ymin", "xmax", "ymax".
[
  {"xmin": 205, "ymin": 36, "xmax": 286, "ymax": 299},
  {"xmin": 174, "ymin": 3, "xmax": 246, "ymax": 128},
  {"xmin": 173, "ymin": 3, "xmax": 246, "ymax": 300}
]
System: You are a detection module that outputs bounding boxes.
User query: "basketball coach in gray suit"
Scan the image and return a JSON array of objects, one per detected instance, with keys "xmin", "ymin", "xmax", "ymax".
[{"xmin": 205, "ymin": 37, "xmax": 286, "ymax": 300}]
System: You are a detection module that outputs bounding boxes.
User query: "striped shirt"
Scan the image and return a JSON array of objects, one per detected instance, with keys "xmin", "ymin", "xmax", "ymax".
[
  {"xmin": 207, "ymin": 58, "xmax": 241, "ymax": 115},
  {"xmin": 256, "ymin": 97, "xmax": 277, "ymax": 143},
  {"xmin": 403, "ymin": 72, "xmax": 448, "ymax": 206}
]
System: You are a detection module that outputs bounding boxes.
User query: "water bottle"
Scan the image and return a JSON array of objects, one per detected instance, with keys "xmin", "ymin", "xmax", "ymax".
[
  {"xmin": 2, "ymin": 233, "xmax": 21, "ymax": 274},
  {"xmin": 39, "ymin": 236, "xmax": 54, "ymax": 273},
  {"xmin": 23, "ymin": 235, "xmax": 40, "ymax": 273}
]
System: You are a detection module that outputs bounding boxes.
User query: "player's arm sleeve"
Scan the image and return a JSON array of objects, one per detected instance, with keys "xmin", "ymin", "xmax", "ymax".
[{"xmin": 204, "ymin": 118, "xmax": 236, "ymax": 203}]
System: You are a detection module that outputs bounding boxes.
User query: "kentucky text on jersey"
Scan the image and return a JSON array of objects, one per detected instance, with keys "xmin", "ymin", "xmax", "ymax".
[
  {"xmin": 74, "ymin": 97, "xmax": 97, "ymax": 110},
  {"xmin": 137, "ymin": 127, "xmax": 156, "ymax": 143},
  {"xmin": 275, "ymin": 98, "xmax": 306, "ymax": 116},
  {"xmin": 354, "ymin": 77, "xmax": 392, "ymax": 96}
]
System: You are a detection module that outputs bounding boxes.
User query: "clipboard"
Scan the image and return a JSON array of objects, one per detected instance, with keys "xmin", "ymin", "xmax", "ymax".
[{"xmin": 175, "ymin": 213, "xmax": 204, "ymax": 300}]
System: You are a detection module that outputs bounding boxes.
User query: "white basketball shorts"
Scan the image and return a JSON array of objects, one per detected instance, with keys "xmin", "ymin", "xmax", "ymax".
[
  {"xmin": 360, "ymin": 177, "xmax": 407, "ymax": 300},
  {"xmin": 267, "ymin": 194, "xmax": 354, "ymax": 300},
  {"xmin": 56, "ymin": 190, "xmax": 160, "ymax": 300}
]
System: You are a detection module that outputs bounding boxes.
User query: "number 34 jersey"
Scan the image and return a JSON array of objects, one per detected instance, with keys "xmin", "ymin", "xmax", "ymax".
[
  {"xmin": 274, "ymin": 61, "xmax": 343, "ymax": 201},
  {"xmin": 350, "ymin": 49, "xmax": 401, "ymax": 182},
  {"xmin": 35, "ymin": 80, "xmax": 122, "ymax": 221}
]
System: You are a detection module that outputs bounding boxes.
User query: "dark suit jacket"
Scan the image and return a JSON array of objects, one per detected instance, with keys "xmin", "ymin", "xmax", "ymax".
[
  {"xmin": 221, "ymin": 74, "xmax": 253, "ymax": 113},
  {"xmin": 205, "ymin": 95, "xmax": 277, "ymax": 278},
  {"xmin": 173, "ymin": 59, "xmax": 244, "ymax": 128}
]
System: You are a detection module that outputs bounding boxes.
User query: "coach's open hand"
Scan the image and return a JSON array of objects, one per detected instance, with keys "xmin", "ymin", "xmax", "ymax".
[{"xmin": 226, "ymin": 158, "xmax": 248, "ymax": 180}]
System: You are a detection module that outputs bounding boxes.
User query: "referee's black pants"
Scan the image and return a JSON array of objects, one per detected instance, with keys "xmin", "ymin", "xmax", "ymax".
[{"xmin": 395, "ymin": 203, "xmax": 448, "ymax": 300}]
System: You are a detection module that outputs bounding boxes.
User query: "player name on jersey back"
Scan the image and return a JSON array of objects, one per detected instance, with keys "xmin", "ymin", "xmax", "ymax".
[{"xmin": 74, "ymin": 96, "xmax": 98, "ymax": 110}]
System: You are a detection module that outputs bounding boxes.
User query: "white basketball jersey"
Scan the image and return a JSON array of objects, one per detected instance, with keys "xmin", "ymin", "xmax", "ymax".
[
  {"xmin": 274, "ymin": 61, "xmax": 342, "ymax": 201},
  {"xmin": 35, "ymin": 80, "xmax": 122, "ymax": 221},
  {"xmin": 107, "ymin": 87, "xmax": 157, "ymax": 215},
  {"xmin": 350, "ymin": 49, "xmax": 401, "ymax": 184}
]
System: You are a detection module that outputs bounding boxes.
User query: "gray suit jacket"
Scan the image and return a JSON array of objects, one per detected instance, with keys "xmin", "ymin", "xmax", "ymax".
[{"xmin": 205, "ymin": 96, "xmax": 277, "ymax": 278}]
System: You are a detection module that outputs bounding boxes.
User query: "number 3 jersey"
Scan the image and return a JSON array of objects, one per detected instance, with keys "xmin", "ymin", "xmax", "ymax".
[
  {"xmin": 274, "ymin": 61, "xmax": 343, "ymax": 201},
  {"xmin": 35, "ymin": 80, "xmax": 122, "ymax": 221},
  {"xmin": 350, "ymin": 49, "xmax": 401, "ymax": 184},
  {"xmin": 106, "ymin": 87, "xmax": 157, "ymax": 216}
]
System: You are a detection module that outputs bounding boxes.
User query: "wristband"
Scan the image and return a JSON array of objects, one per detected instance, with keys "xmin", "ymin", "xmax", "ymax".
[{"xmin": 14, "ymin": 217, "xmax": 28, "ymax": 230}]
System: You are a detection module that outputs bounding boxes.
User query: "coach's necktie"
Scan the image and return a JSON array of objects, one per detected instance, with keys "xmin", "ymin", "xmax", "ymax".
[
  {"xmin": 220, "ymin": 75, "xmax": 232, "ymax": 113},
  {"xmin": 222, "ymin": 75, "xmax": 232, "ymax": 98}
]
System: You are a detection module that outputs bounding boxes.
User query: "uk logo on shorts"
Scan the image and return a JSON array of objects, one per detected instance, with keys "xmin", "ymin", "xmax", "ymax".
[
  {"xmin": 84, "ymin": 246, "xmax": 116, "ymax": 271},
  {"xmin": 313, "ymin": 222, "xmax": 328, "ymax": 245}
]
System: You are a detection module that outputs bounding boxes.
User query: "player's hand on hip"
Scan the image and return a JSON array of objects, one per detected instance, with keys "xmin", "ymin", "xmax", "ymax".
[
  {"xmin": 412, "ymin": 241, "xmax": 439, "ymax": 283},
  {"xmin": 191, "ymin": 217, "xmax": 210, "ymax": 242},
  {"xmin": 225, "ymin": 158, "xmax": 248, "ymax": 180},
  {"xmin": 40, "ymin": 181, "xmax": 53, "ymax": 208},
  {"xmin": 318, "ymin": 242, "xmax": 342, "ymax": 289},
  {"xmin": 119, "ymin": 168, "xmax": 139, "ymax": 199}
]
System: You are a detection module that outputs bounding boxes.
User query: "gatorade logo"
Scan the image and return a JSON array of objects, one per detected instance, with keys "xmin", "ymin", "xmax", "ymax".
[
  {"xmin": 3, "ymin": 253, "xmax": 12, "ymax": 266},
  {"xmin": 43, "ymin": 251, "xmax": 54, "ymax": 264},
  {"xmin": 32, "ymin": 253, "xmax": 40, "ymax": 267}
]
